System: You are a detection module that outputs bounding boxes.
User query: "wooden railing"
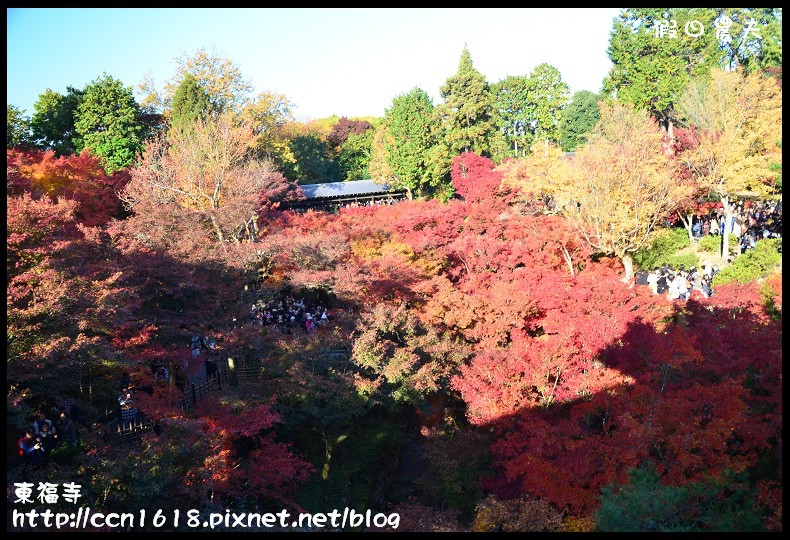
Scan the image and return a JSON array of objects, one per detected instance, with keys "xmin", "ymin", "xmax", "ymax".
[
  {"xmin": 179, "ymin": 362, "xmax": 264, "ymax": 410},
  {"xmin": 100, "ymin": 353, "xmax": 348, "ymax": 444},
  {"xmin": 105, "ymin": 415, "xmax": 156, "ymax": 446}
]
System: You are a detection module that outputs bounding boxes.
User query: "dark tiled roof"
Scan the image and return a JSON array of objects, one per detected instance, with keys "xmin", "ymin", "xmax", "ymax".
[{"xmin": 299, "ymin": 179, "xmax": 395, "ymax": 199}]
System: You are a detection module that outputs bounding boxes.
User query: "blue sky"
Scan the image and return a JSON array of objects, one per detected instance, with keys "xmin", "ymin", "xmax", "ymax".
[{"xmin": 7, "ymin": 8, "xmax": 622, "ymax": 121}]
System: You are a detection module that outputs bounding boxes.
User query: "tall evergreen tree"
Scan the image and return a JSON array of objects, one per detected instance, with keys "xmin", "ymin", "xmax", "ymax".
[
  {"xmin": 491, "ymin": 65, "xmax": 570, "ymax": 161},
  {"xmin": 559, "ymin": 91, "xmax": 601, "ymax": 152},
  {"xmin": 528, "ymin": 63, "xmax": 571, "ymax": 144},
  {"xmin": 715, "ymin": 8, "xmax": 782, "ymax": 74},
  {"xmin": 74, "ymin": 73, "xmax": 146, "ymax": 174},
  {"xmin": 384, "ymin": 87, "xmax": 446, "ymax": 198},
  {"xmin": 602, "ymin": 8, "xmax": 719, "ymax": 137},
  {"xmin": 437, "ymin": 45, "xmax": 497, "ymax": 158},
  {"xmin": 491, "ymin": 75, "xmax": 534, "ymax": 161},
  {"xmin": 170, "ymin": 73, "xmax": 213, "ymax": 128}
]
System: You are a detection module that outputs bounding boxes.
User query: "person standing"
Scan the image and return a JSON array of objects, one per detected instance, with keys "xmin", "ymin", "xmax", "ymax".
[
  {"xmin": 190, "ymin": 334, "xmax": 202, "ymax": 357},
  {"xmin": 205, "ymin": 357, "xmax": 219, "ymax": 382},
  {"xmin": 647, "ymin": 268, "xmax": 659, "ymax": 295},
  {"xmin": 732, "ymin": 220, "xmax": 742, "ymax": 255},
  {"xmin": 118, "ymin": 385, "xmax": 137, "ymax": 429},
  {"xmin": 666, "ymin": 274, "xmax": 680, "ymax": 301},
  {"xmin": 55, "ymin": 410, "xmax": 79, "ymax": 447},
  {"xmin": 37, "ymin": 422, "xmax": 58, "ymax": 455},
  {"xmin": 32, "ymin": 411, "xmax": 53, "ymax": 435},
  {"xmin": 677, "ymin": 272, "xmax": 689, "ymax": 301}
]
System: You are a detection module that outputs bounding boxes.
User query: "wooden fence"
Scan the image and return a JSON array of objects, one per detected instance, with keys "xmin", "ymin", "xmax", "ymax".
[
  {"xmin": 105, "ymin": 415, "xmax": 157, "ymax": 446},
  {"xmin": 101, "ymin": 353, "xmax": 345, "ymax": 444},
  {"xmin": 179, "ymin": 362, "xmax": 264, "ymax": 410}
]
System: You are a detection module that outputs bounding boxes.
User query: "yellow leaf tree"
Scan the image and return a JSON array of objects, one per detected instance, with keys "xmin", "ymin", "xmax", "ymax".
[
  {"xmin": 240, "ymin": 91, "xmax": 296, "ymax": 163},
  {"xmin": 555, "ymin": 102, "xmax": 691, "ymax": 281},
  {"xmin": 499, "ymin": 139, "xmax": 569, "ymax": 212},
  {"xmin": 677, "ymin": 68, "xmax": 782, "ymax": 258}
]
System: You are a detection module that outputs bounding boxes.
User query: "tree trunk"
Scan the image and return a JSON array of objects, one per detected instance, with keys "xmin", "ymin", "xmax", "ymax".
[
  {"xmin": 209, "ymin": 214, "xmax": 225, "ymax": 244},
  {"xmin": 677, "ymin": 210, "xmax": 694, "ymax": 244},
  {"xmin": 720, "ymin": 195, "xmax": 733, "ymax": 260},
  {"xmin": 560, "ymin": 244, "xmax": 575, "ymax": 276},
  {"xmin": 513, "ymin": 122, "xmax": 518, "ymax": 158},
  {"xmin": 620, "ymin": 253, "xmax": 634, "ymax": 283},
  {"xmin": 660, "ymin": 115, "xmax": 676, "ymax": 156}
]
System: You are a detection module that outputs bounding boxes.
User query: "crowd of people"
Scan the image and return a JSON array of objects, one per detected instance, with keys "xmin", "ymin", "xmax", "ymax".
[
  {"xmin": 292, "ymin": 197, "xmax": 403, "ymax": 214},
  {"xmin": 636, "ymin": 198, "xmax": 783, "ymax": 302},
  {"xmin": 689, "ymin": 199, "xmax": 782, "ymax": 255},
  {"xmin": 637, "ymin": 262, "xmax": 719, "ymax": 301},
  {"xmin": 249, "ymin": 294, "xmax": 329, "ymax": 335},
  {"xmin": 16, "ymin": 292, "xmax": 338, "ymax": 476},
  {"xmin": 17, "ymin": 410, "xmax": 80, "ymax": 471}
]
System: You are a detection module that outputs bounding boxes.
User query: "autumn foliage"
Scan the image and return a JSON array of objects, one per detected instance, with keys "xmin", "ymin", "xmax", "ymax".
[
  {"xmin": 8, "ymin": 148, "xmax": 130, "ymax": 226},
  {"xmin": 6, "ymin": 141, "xmax": 782, "ymax": 531}
]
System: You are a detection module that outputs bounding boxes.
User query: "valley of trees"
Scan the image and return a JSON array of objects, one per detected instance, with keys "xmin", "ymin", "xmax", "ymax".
[{"xmin": 7, "ymin": 8, "xmax": 782, "ymax": 532}]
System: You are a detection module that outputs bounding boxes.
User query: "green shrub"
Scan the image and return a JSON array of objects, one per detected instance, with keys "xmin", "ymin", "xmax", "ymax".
[
  {"xmin": 595, "ymin": 463, "xmax": 764, "ymax": 532},
  {"xmin": 50, "ymin": 442, "xmax": 82, "ymax": 465},
  {"xmin": 713, "ymin": 238, "xmax": 782, "ymax": 286},
  {"xmin": 664, "ymin": 252, "xmax": 700, "ymax": 271},
  {"xmin": 698, "ymin": 234, "xmax": 720, "ymax": 253},
  {"xmin": 698, "ymin": 233, "xmax": 739, "ymax": 256},
  {"xmin": 633, "ymin": 227, "xmax": 693, "ymax": 270}
]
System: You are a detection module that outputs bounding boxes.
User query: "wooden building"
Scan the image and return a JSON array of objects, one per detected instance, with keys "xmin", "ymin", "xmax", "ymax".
[{"xmin": 283, "ymin": 179, "xmax": 407, "ymax": 212}]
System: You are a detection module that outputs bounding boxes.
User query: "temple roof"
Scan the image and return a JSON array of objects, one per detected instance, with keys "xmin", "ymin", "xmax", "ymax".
[{"xmin": 299, "ymin": 179, "xmax": 396, "ymax": 199}]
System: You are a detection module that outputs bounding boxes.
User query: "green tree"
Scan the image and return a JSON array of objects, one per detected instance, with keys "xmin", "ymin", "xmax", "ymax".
[
  {"xmin": 30, "ymin": 87, "xmax": 84, "ymax": 156},
  {"xmin": 240, "ymin": 91, "xmax": 295, "ymax": 164},
  {"xmin": 437, "ymin": 45, "xmax": 497, "ymax": 158},
  {"xmin": 384, "ymin": 87, "xmax": 446, "ymax": 198},
  {"xmin": 527, "ymin": 63, "xmax": 571, "ymax": 145},
  {"xmin": 596, "ymin": 463, "xmax": 763, "ymax": 532},
  {"xmin": 74, "ymin": 73, "xmax": 146, "ymax": 174},
  {"xmin": 491, "ymin": 75, "xmax": 533, "ymax": 161},
  {"xmin": 7, "ymin": 104, "xmax": 32, "ymax": 149},
  {"xmin": 602, "ymin": 8, "xmax": 719, "ymax": 137},
  {"xmin": 288, "ymin": 134, "xmax": 342, "ymax": 185},
  {"xmin": 169, "ymin": 73, "xmax": 213, "ymax": 128},
  {"xmin": 559, "ymin": 91, "xmax": 601, "ymax": 152},
  {"xmin": 338, "ymin": 129, "xmax": 374, "ymax": 181},
  {"xmin": 715, "ymin": 8, "xmax": 782, "ymax": 73}
]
